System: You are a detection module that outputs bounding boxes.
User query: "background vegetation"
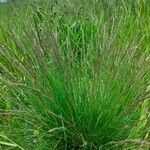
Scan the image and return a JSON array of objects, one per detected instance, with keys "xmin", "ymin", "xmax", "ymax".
[{"xmin": 0, "ymin": 0, "xmax": 150, "ymax": 149}]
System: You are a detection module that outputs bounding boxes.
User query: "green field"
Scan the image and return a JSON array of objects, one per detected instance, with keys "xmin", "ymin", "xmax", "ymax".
[{"xmin": 0, "ymin": 0, "xmax": 150, "ymax": 149}]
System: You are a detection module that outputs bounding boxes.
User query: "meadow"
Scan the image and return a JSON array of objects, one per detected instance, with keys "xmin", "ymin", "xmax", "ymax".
[{"xmin": 0, "ymin": 0, "xmax": 150, "ymax": 149}]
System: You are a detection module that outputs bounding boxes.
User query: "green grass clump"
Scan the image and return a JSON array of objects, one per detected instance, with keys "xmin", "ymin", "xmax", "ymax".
[{"xmin": 0, "ymin": 0, "xmax": 150, "ymax": 149}]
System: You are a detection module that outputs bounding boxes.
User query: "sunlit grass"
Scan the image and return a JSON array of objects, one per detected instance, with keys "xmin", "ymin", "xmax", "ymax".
[{"xmin": 0, "ymin": 0, "xmax": 150, "ymax": 149}]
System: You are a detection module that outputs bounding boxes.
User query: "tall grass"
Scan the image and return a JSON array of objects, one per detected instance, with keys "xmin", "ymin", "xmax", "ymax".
[{"xmin": 0, "ymin": 0, "xmax": 150, "ymax": 149}]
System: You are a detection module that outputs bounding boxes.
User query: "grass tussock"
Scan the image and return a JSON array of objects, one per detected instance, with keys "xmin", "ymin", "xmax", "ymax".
[{"xmin": 0, "ymin": 0, "xmax": 150, "ymax": 149}]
